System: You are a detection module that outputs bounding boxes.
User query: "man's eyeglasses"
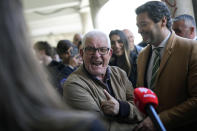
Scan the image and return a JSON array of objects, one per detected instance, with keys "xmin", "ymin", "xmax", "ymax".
[
  {"xmin": 84, "ymin": 47, "xmax": 110, "ymax": 55},
  {"xmin": 111, "ymin": 39, "xmax": 123, "ymax": 46}
]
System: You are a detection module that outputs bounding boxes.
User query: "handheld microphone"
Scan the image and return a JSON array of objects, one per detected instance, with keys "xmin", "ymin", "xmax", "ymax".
[{"xmin": 134, "ymin": 87, "xmax": 166, "ymax": 131}]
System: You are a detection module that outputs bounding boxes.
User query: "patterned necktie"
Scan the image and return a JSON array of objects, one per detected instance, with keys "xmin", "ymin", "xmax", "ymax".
[{"xmin": 150, "ymin": 48, "xmax": 161, "ymax": 89}]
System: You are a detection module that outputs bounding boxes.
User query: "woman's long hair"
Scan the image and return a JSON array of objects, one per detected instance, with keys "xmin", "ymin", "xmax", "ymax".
[
  {"xmin": 109, "ymin": 30, "xmax": 131, "ymax": 76},
  {"xmin": 0, "ymin": 0, "xmax": 99, "ymax": 130}
]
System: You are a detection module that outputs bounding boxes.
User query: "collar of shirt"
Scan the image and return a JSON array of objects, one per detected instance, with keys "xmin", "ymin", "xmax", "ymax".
[
  {"xmin": 151, "ymin": 31, "xmax": 171, "ymax": 57},
  {"xmin": 83, "ymin": 65, "xmax": 115, "ymax": 97},
  {"xmin": 152, "ymin": 32, "xmax": 171, "ymax": 49},
  {"xmin": 83, "ymin": 64, "xmax": 110, "ymax": 83}
]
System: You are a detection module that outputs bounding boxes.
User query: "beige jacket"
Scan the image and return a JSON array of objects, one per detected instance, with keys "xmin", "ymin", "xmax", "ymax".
[{"xmin": 63, "ymin": 66, "xmax": 143, "ymax": 131}]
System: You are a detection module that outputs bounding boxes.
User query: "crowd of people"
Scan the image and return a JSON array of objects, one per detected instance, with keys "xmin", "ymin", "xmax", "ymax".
[{"xmin": 1, "ymin": 0, "xmax": 197, "ymax": 130}]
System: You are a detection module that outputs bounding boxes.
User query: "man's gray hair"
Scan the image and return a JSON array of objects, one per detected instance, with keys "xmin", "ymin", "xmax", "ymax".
[
  {"xmin": 173, "ymin": 14, "xmax": 196, "ymax": 31},
  {"xmin": 82, "ymin": 30, "xmax": 111, "ymax": 48}
]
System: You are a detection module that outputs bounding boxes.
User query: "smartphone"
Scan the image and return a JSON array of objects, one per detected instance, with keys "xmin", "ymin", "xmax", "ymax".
[{"xmin": 70, "ymin": 46, "xmax": 79, "ymax": 57}]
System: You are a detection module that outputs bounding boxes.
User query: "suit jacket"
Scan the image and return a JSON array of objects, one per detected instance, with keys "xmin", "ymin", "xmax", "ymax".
[
  {"xmin": 137, "ymin": 31, "xmax": 197, "ymax": 130},
  {"xmin": 63, "ymin": 65, "xmax": 143, "ymax": 131}
]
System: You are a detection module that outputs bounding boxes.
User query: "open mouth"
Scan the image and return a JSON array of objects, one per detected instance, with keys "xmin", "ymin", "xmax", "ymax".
[{"xmin": 91, "ymin": 61, "xmax": 102, "ymax": 66}]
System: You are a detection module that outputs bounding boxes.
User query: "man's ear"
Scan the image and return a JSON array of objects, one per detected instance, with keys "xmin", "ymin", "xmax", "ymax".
[
  {"xmin": 190, "ymin": 27, "xmax": 195, "ymax": 34},
  {"xmin": 189, "ymin": 27, "xmax": 196, "ymax": 39},
  {"xmin": 109, "ymin": 48, "xmax": 113, "ymax": 57},
  {"xmin": 161, "ymin": 16, "xmax": 167, "ymax": 27},
  {"xmin": 80, "ymin": 49, "xmax": 83, "ymax": 57}
]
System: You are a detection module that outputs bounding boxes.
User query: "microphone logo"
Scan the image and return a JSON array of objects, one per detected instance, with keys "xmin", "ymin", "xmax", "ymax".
[
  {"xmin": 144, "ymin": 94, "xmax": 156, "ymax": 98},
  {"xmin": 138, "ymin": 88, "xmax": 148, "ymax": 93}
]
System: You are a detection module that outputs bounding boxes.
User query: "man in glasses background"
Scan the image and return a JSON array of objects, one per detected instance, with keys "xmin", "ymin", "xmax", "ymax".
[{"xmin": 63, "ymin": 30, "xmax": 143, "ymax": 131}]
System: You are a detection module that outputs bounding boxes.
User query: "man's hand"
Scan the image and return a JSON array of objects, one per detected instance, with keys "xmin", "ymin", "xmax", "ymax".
[
  {"xmin": 101, "ymin": 89, "xmax": 119, "ymax": 115},
  {"xmin": 69, "ymin": 55, "xmax": 79, "ymax": 68},
  {"xmin": 134, "ymin": 117, "xmax": 156, "ymax": 131}
]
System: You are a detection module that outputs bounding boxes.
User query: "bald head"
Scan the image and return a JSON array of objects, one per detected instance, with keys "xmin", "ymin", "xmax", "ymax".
[
  {"xmin": 73, "ymin": 33, "xmax": 82, "ymax": 46},
  {"xmin": 122, "ymin": 29, "xmax": 135, "ymax": 50}
]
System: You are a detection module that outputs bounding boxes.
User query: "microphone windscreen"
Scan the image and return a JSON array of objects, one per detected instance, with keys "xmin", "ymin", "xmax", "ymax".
[{"xmin": 134, "ymin": 87, "xmax": 158, "ymax": 114}]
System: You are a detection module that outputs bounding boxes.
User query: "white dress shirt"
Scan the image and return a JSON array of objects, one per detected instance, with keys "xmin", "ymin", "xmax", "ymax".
[{"xmin": 147, "ymin": 32, "xmax": 171, "ymax": 88}]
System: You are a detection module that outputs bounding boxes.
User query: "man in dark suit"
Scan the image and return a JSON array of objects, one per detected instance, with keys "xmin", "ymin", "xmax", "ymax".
[{"xmin": 135, "ymin": 1, "xmax": 197, "ymax": 130}]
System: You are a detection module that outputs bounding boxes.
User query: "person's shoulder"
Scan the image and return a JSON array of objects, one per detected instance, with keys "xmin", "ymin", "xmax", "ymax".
[
  {"xmin": 175, "ymin": 35, "xmax": 197, "ymax": 47},
  {"xmin": 65, "ymin": 66, "xmax": 88, "ymax": 83},
  {"xmin": 109, "ymin": 66, "xmax": 123, "ymax": 71},
  {"xmin": 137, "ymin": 44, "xmax": 149, "ymax": 53},
  {"xmin": 66, "ymin": 66, "xmax": 81, "ymax": 77},
  {"xmin": 135, "ymin": 45, "xmax": 143, "ymax": 53},
  {"xmin": 48, "ymin": 60, "xmax": 60, "ymax": 67},
  {"xmin": 50, "ymin": 61, "xmax": 67, "ymax": 71},
  {"xmin": 109, "ymin": 66, "xmax": 128, "ymax": 77},
  {"xmin": 63, "ymin": 66, "xmax": 93, "ymax": 93},
  {"xmin": 138, "ymin": 41, "xmax": 147, "ymax": 47},
  {"xmin": 109, "ymin": 66, "xmax": 131, "ymax": 85}
]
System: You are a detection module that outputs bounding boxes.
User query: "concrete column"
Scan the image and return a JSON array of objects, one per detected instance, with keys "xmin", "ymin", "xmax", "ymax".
[
  {"xmin": 80, "ymin": 11, "xmax": 93, "ymax": 34},
  {"xmin": 89, "ymin": 0, "xmax": 109, "ymax": 28},
  {"xmin": 162, "ymin": 0, "xmax": 194, "ymax": 18}
]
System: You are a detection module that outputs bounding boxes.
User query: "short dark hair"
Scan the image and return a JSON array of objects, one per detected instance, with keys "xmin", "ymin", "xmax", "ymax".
[
  {"xmin": 34, "ymin": 41, "xmax": 52, "ymax": 56},
  {"xmin": 135, "ymin": 1, "xmax": 172, "ymax": 30},
  {"xmin": 173, "ymin": 14, "xmax": 196, "ymax": 31},
  {"xmin": 56, "ymin": 40, "xmax": 73, "ymax": 55}
]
